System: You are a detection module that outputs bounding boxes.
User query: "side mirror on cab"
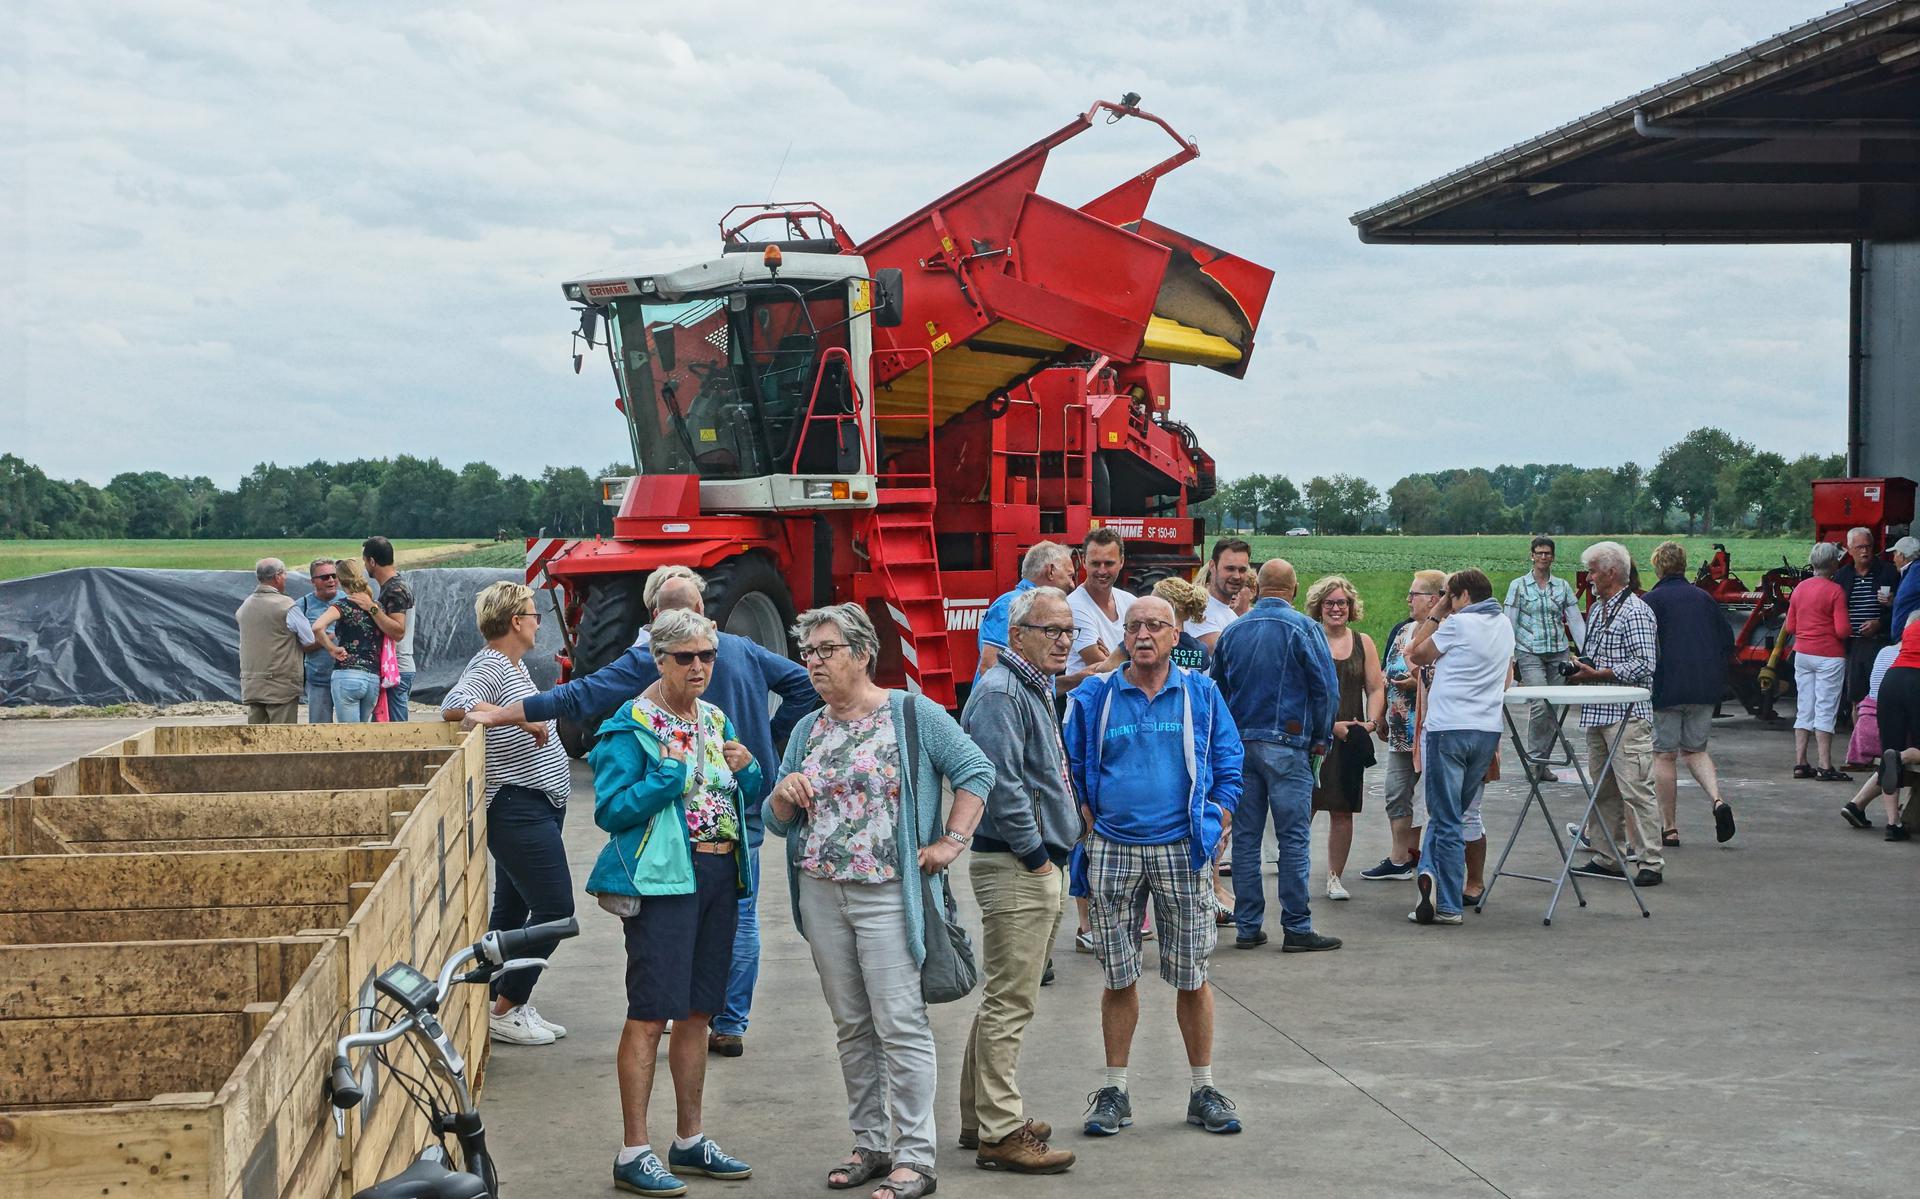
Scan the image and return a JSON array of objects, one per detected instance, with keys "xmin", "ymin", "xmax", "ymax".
[{"xmin": 872, "ymin": 268, "xmax": 905, "ymax": 328}]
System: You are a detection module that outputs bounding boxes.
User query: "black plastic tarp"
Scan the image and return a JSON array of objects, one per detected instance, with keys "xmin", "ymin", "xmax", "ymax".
[{"xmin": 0, "ymin": 567, "xmax": 564, "ymax": 707}]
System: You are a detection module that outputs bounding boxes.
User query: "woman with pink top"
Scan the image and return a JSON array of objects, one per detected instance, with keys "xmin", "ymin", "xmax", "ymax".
[{"xmin": 1784, "ymin": 540, "xmax": 1854, "ymax": 780}]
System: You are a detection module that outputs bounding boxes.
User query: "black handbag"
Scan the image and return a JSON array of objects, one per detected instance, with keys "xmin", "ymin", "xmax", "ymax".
[{"xmin": 901, "ymin": 697, "xmax": 979, "ymax": 1004}]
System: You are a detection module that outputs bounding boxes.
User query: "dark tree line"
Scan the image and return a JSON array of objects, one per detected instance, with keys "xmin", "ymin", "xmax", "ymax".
[
  {"xmin": 0, "ymin": 454, "xmax": 623, "ymax": 540},
  {"xmin": 1196, "ymin": 428, "xmax": 1843, "ymax": 536}
]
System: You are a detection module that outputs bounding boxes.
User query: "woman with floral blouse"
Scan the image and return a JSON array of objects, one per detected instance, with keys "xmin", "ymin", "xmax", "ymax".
[{"xmin": 764, "ymin": 603, "xmax": 994, "ymax": 1199}]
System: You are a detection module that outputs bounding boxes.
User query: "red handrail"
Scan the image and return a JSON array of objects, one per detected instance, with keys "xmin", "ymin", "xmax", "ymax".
[{"xmin": 788, "ymin": 346, "xmax": 868, "ymax": 475}]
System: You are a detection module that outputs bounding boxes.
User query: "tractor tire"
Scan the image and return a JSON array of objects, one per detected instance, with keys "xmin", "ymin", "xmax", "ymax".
[
  {"xmin": 703, "ymin": 553, "xmax": 796, "ymax": 656},
  {"xmin": 556, "ymin": 576, "xmax": 649, "ymax": 759}
]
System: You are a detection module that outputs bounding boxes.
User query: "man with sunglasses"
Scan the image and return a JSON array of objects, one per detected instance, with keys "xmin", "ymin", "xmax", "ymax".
[
  {"xmin": 957, "ymin": 585, "xmax": 1080, "ymax": 1173},
  {"xmin": 470, "ymin": 570, "xmax": 817, "ymax": 1058},
  {"xmin": 295, "ymin": 558, "xmax": 340, "ymax": 722}
]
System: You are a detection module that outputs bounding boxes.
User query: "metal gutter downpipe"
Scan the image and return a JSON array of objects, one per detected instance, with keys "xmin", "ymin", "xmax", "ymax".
[{"xmin": 1633, "ymin": 108, "xmax": 1920, "ymax": 140}]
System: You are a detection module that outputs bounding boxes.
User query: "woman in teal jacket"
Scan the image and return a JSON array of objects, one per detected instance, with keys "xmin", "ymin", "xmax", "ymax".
[
  {"xmin": 586, "ymin": 608, "xmax": 760, "ymax": 1198},
  {"xmin": 763, "ymin": 603, "xmax": 994, "ymax": 1199}
]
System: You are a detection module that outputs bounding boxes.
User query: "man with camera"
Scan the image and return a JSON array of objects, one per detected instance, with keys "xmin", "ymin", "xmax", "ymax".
[{"xmin": 1564, "ymin": 542, "xmax": 1665, "ymax": 886}]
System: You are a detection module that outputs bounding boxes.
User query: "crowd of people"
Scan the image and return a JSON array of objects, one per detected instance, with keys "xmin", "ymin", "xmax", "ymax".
[
  {"xmin": 243, "ymin": 522, "xmax": 1919, "ymax": 1198},
  {"xmin": 233, "ymin": 536, "xmax": 418, "ymax": 724}
]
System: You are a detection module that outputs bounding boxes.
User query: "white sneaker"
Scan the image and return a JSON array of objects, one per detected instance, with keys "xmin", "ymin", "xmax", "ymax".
[
  {"xmin": 522, "ymin": 1003, "xmax": 566, "ymax": 1038},
  {"xmin": 490, "ymin": 1005, "xmax": 555, "ymax": 1046},
  {"xmin": 1565, "ymin": 822, "xmax": 1639, "ymax": 862},
  {"xmin": 1326, "ymin": 875, "xmax": 1350, "ymax": 901}
]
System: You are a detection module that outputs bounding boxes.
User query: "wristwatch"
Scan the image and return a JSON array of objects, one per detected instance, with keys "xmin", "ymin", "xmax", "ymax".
[{"xmin": 943, "ymin": 829, "xmax": 970, "ymax": 848}]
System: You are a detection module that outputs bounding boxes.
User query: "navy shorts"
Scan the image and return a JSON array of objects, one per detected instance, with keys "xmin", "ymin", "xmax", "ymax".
[{"xmin": 622, "ymin": 851, "xmax": 740, "ymax": 1022}]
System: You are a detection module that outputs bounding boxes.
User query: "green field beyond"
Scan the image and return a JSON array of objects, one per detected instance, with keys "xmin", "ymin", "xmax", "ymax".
[
  {"xmin": 0, "ymin": 539, "xmax": 492, "ymax": 581},
  {"xmin": 1239, "ymin": 534, "xmax": 1811, "ymax": 647}
]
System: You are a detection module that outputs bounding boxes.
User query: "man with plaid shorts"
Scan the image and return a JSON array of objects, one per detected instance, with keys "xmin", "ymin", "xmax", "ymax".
[{"xmin": 1064, "ymin": 595, "xmax": 1246, "ymax": 1139}]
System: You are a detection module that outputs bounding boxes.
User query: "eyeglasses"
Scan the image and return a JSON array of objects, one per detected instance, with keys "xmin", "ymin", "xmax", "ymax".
[
  {"xmin": 664, "ymin": 649, "xmax": 717, "ymax": 666},
  {"xmin": 1015, "ymin": 623, "xmax": 1078, "ymax": 643},
  {"xmin": 514, "ymin": 608, "xmax": 540, "ymax": 624},
  {"xmin": 1122, "ymin": 619, "xmax": 1173, "ymax": 635},
  {"xmin": 1321, "ymin": 599, "xmax": 1351, "ymax": 609},
  {"xmin": 797, "ymin": 642, "xmax": 851, "ymax": 664},
  {"xmin": 1407, "ymin": 591, "xmax": 1437, "ymax": 598}
]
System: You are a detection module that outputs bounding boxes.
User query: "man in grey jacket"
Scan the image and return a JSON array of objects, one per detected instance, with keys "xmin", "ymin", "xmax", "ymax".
[{"xmin": 957, "ymin": 586, "xmax": 1079, "ymax": 1175}]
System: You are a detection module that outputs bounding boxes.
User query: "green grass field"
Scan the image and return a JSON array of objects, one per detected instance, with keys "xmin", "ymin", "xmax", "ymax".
[
  {"xmin": 0, "ymin": 539, "xmax": 493, "ymax": 581},
  {"xmin": 1237, "ymin": 534, "xmax": 1812, "ymax": 647}
]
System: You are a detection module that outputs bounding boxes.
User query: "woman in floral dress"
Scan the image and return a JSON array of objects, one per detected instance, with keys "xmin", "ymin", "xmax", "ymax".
[{"xmin": 764, "ymin": 603, "xmax": 994, "ymax": 1199}]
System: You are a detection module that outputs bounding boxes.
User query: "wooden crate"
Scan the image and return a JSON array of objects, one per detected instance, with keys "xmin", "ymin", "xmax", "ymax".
[
  {"xmin": 0, "ymin": 936, "xmax": 344, "ymax": 1199},
  {"xmin": 0, "ymin": 725, "xmax": 495, "ymax": 1199}
]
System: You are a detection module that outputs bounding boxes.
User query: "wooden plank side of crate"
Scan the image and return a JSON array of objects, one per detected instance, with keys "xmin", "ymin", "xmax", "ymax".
[
  {"xmin": 0, "ymin": 1013, "xmax": 251, "ymax": 1107},
  {"xmin": 0, "ymin": 848, "xmax": 378, "ymax": 913},
  {"xmin": 338, "ymin": 861, "xmax": 432, "ymax": 1192},
  {"xmin": 212, "ymin": 941, "xmax": 346, "ymax": 1199},
  {"xmin": 68, "ymin": 751, "xmax": 454, "ymax": 797},
  {"xmin": 270, "ymin": 1116, "xmax": 345, "ymax": 1199},
  {"xmin": 22, "ymin": 789, "xmax": 422, "ymax": 846},
  {"xmin": 0, "ymin": 903, "xmax": 353, "ymax": 945},
  {"xmin": 140, "ymin": 722, "xmax": 465, "ymax": 756},
  {"xmin": 0, "ymin": 1102, "xmax": 215, "ymax": 1199},
  {"xmin": 0, "ymin": 938, "xmax": 323, "ymax": 1019}
]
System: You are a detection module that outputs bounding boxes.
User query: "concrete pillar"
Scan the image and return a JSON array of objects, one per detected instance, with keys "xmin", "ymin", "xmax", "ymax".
[{"xmin": 1851, "ymin": 239, "xmax": 1920, "ymax": 479}]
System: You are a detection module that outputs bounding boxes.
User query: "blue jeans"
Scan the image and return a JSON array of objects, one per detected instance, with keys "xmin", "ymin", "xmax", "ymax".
[
  {"xmin": 388, "ymin": 671, "xmax": 415, "ymax": 722},
  {"xmin": 330, "ymin": 669, "xmax": 379, "ymax": 723},
  {"xmin": 1232, "ymin": 740, "xmax": 1315, "ymax": 935},
  {"xmin": 487, "ymin": 785, "xmax": 574, "ymax": 1005},
  {"xmin": 305, "ymin": 679, "xmax": 335, "ymax": 723},
  {"xmin": 1419, "ymin": 729, "xmax": 1501, "ymax": 916},
  {"xmin": 711, "ymin": 843, "xmax": 761, "ymax": 1037}
]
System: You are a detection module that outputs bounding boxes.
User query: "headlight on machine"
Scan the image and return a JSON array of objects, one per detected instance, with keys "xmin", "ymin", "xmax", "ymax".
[
  {"xmin": 803, "ymin": 479, "xmax": 851, "ymax": 501},
  {"xmin": 601, "ymin": 477, "xmax": 630, "ymax": 506}
]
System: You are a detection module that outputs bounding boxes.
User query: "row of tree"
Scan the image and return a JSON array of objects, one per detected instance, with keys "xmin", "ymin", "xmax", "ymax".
[
  {"xmin": 0, "ymin": 454, "xmax": 620, "ymax": 541},
  {"xmin": 1193, "ymin": 428, "xmax": 1844, "ymax": 536}
]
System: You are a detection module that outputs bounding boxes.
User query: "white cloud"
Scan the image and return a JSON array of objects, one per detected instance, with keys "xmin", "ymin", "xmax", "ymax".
[{"xmin": 1, "ymin": 0, "xmax": 1848, "ymax": 490}]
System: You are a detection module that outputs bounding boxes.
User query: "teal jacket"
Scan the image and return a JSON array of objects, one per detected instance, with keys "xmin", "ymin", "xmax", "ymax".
[
  {"xmin": 763, "ymin": 692, "xmax": 995, "ymax": 968},
  {"xmin": 585, "ymin": 698, "xmax": 761, "ymax": 899}
]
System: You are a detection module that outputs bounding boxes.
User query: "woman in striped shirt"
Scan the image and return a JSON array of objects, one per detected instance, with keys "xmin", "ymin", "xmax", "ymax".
[{"xmin": 442, "ymin": 581, "xmax": 576, "ymax": 1047}]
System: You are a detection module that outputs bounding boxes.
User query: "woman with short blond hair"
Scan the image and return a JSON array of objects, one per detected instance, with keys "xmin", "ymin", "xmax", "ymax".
[
  {"xmin": 441, "ymin": 580, "xmax": 575, "ymax": 1046},
  {"xmin": 1155, "ymin": 576, "xmax": 1213, "ymax": 671},
  {"xmin": 1303, "ymin": 575, "xmax": 1385, "ymax": 901}
]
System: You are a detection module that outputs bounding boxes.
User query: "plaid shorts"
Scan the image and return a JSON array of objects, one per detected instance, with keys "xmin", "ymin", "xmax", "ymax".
[{"xmin": 1084, "ymin": 834, "xmax": 1215, "ymax": 991}]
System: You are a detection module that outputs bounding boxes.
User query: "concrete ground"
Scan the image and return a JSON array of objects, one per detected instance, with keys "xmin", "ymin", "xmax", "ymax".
[{"xmin": 5, "ymin": 709, "xmax": 1914, "ymax": 1198}]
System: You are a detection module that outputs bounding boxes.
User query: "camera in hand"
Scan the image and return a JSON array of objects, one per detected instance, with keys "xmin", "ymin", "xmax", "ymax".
[{"xmin": 1557, "ymin": 655, "xmax": 1598, "ymax": 680}]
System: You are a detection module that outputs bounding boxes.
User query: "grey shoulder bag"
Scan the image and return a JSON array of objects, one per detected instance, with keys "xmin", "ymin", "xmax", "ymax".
[{"xmin": 902, "ymin": 696, "xmax": 979, "ymax": 1004}]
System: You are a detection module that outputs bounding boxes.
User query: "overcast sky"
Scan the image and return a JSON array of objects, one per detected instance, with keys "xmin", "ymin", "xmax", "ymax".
[{"xmin": 3, "ymin": 0, "xmax": 1850, "ymax": 489}]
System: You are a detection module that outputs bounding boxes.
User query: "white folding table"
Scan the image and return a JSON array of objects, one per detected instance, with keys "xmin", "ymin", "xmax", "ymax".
[{"xmin": 1479, "ymin": 684, "xmax": 1652, "ymax": 926}]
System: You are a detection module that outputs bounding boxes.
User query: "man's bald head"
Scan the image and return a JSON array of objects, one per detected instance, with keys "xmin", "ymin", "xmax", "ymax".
[
  {"xmin": 1257, "ymin": 558, "xmax": 1297, "ymax": 598},
  {"xmin": 654, "ymin": 577, "xmax": 706, "ymax": 615}
]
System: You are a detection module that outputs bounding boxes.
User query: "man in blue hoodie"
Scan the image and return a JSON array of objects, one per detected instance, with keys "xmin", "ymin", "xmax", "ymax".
[
  {"xmin": 1066, "ymin": 594, "xmax": 1245, "ymax": 1140},
  {"xmin": 1210, "ymin": 558, "xmax": 1343, "ymax": 954},
  {"xmin": 469, "ymin": 571, "xmax": 817, "ymax": 1057}
]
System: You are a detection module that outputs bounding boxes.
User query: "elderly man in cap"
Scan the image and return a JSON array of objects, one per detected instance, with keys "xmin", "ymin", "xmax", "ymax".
[
  {"xmin": 1890, "ymin": 536, "xmax": 1920, "ymax": 638},
  {"xmin": 237, "ymin": 558, "xmax": 313, "ymax": 724}
]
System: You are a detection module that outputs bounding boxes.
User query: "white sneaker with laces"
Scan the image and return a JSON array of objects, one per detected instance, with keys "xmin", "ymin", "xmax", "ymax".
[
  {"xmin": 1326, "ymin": 875, "xmax": 1350, "ymax": 901},
  {"xmin": 490, "ymin": 1005, "xmax": 556, "ymax": 1046},
  {"xmin": 522, "ymin": 1003, "xmax": 566, "ymax": 1038}
]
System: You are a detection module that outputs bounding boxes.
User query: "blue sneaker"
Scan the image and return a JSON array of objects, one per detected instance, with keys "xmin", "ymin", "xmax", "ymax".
[
  {"xmin": 1186, "ymin": 1086, "xmax": 1242, "ymax": 1134},
  {"xmin": 1082, "ymin": 1086, "xmax": 1132, "ymax": 1136},
  {"xmin": 668, "ymin": 1137, "xmax": 752, "ymax": 1180},
  {"xmin": 614, "ymin": 1150, "xmax": 687, "ymax": 1197}
]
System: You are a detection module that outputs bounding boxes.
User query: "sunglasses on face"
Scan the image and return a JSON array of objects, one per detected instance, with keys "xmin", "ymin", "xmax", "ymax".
[
  {"xmin": 313, "ymin": 573, "xmax": 338, "ymax": 581},
  {"xmin": 664, "ymin": 649, "xmax": 717, "ymax": 666}
]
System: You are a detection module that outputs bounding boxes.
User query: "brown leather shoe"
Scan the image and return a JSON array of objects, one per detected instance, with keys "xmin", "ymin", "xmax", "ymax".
[
  {"xmin": 975, "ymin": 1121, "xmax": 1074, "ymax": 1174},
  {"xmin": 959, "ymin": 1120, "xmax": 1049, "ymax": 1150},
  {"xmin": 708, "ymin": 1033, "xmax": 744, "ymax": 1057}
]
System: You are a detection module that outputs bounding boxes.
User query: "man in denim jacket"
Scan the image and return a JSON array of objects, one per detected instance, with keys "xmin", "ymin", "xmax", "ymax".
[{"xmin": 1210, "ymin": 558, "xmax": 1343, "ymax": 953}]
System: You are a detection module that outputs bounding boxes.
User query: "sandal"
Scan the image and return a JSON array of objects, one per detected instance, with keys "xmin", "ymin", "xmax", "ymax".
[
  {"xmin": 1792, "ymin": 763, "xmax": 1816, "ymax": 779},
  {"xmin": 1461, "ymin": 890, "xmax": 1485, "ymax": 908},
  {"xmin": 828, "ymin": 1148, "xmax": 892, "ymax": 1190},
  {"xmin": 1816, "ymin": 767, "xmax": 1853, "ymax": 783},
  {"xmin": 1713, "ymin": 801, "xmax": 1737, "ymax": 842},
  {"xmin": 1661, "ymin": 829, "xmax": 1680, "ymax": 848},
  {"xmin": 870, "ymin": 1164, "xmax": 936, "ymax": 1199}
]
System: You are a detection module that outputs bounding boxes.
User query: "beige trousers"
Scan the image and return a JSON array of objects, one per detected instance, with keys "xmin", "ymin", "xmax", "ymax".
[
  {"xmin": 1584, "ymin": 720, "xmax": 1665, "ymax": 873},
  {"xmin": 958, "ymin": 852, "xmax": 1068, "ymax": 1142},
  {"xmin": 246, "ymin": 699, "xmax": 299, "ymax": 725}
]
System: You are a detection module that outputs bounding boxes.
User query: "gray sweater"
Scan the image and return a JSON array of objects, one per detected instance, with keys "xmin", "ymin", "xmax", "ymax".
[{"xmin": 961, "ymin": 661, "xmax": 1079, "ymax": 870}]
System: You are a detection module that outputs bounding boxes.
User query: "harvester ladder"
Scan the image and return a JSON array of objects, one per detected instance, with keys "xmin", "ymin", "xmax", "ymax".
[{"xmin": 860, "ymin": 347, "xmax": 956, "ymax": 705}]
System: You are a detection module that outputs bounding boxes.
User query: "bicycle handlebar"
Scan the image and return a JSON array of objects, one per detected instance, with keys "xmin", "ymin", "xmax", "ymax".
[{"xmin": 481, "ymin": 916, "xmax": 580, "ymax": 967}]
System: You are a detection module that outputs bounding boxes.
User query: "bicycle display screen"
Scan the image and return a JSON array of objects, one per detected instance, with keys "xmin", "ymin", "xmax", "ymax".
[{"xmin": 374, "ymin": 962, "xmax": 436, "ymax": 1010}]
